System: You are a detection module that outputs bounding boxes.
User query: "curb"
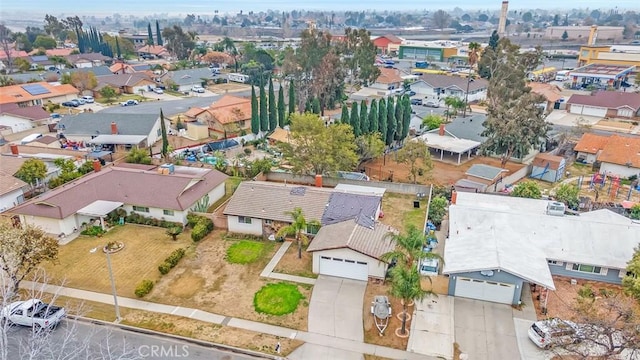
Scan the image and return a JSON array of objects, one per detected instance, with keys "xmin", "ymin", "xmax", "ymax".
[{"xmin": 70, "ymin": 315, "xmax": 280, "ymax": 359}]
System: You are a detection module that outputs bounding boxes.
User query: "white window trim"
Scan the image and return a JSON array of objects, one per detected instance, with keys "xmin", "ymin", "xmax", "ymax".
[
  {"xmin": 548, "ymin": 260, "xmax": 563, "ymax": 266},
  {"xmin": 570, "ymin": 263, "xmax": 605, "ymax": 275}
]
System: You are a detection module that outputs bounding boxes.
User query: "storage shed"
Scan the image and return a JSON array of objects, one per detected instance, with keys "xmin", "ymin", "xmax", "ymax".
[{"xmin": 530, "ymin": 153, "xmax": 566, "ymax": 183}]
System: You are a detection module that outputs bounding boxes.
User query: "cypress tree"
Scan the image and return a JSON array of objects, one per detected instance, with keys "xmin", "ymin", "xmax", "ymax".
[
  {"xmin": 287, "ymin": 80, "xmax": 295, "ymax": 119},
  {"xmin": 147, "ymin": 23, "xmax": 154, "ymax": 45},
  {"xmin": 359, "ymin": 100, "xmax": 369, "ymax": 135},
  {"xmin": 160, "ymin": 109, "xmax": 168, "ymax": 160},
  {"xmin": 402, "ymin": 95, "xmax": 412, "ymax": 140},
  {"xmin": 304, "ymin": 100, "xmax": 312, "ymax": 113},
  {"xmin": 268, "ymin": 78, "xmax": 277, "ymax": 131},
  {"xmin": 340, "ymin": 104, "xmax": 350, "ymax": 124},
  {"xmin": 115, "ymin": 37, "xmax": 122, "ymax": 59},
  {"xmin": 156, "ymin": 20, "xmax": 163, "ymax": 46},
  {"xmin": 277, "ymin": 85, "xmax": 285, "ymax": 128},
  {"xmin": 250, "ymin": 86, "xmax": 259, "ymax": 135},
  {"xmin": 350, "ymin": 102, "xmax": 360, "ymax": 137},
  {"xmin": 259, "ymin": 77, "xmax": 268, "ymax": 132},
  {"xmin": 368, "ymin": 99, "xmax": 378, "ymax": 134},
  {"xmin": 378, "ymin": 98, "xmax": 387, "ymax": 143},
  {"xmin": 386, "ymin": 96, "xmax": 396, "ymax": 146},
  {"xmin": 311, "ymin": 98, "xmax": 321, "ymax": 114},
  {"xmin": 395, "ymin": 96, "xmax": 404, "ymax": 141}
]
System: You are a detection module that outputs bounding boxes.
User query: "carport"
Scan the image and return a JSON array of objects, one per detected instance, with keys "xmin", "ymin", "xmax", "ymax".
[
  {"xmin": 569, "ymin": 63, "xmax": 635, "ymax": 90},
  {"xmin": 89, "ymin": 135, "xmax": 147, "ymax": 149},
  {"xmin": 417, "ymin": 125, "xmax": 481, "ymax": 165},
  {"xmin": 76, "ymin": 200, "xmax": 124, "ymax": 230}
]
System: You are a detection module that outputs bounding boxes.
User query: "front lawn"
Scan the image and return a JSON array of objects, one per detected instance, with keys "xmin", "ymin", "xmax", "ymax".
[
  {"xmin": 272, "ymin": 243, "xmax": 316, "ymax": 278},
  {"xmin": 254, "ymin": 282, "xmax": 304, "ymax": 315},
  {"xmin": 226, "ymin": 240, "xmax": 269, "ymax": 264},
  {"xmin": 43, "ymin": 225, "xmax": 191, "ymax": 298}
]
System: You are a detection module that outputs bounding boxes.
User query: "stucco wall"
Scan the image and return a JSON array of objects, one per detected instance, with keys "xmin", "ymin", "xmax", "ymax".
[
  {"xmin": 549, "ymin": 261, "xmax": 623, "ymax": 284},
  {"xmin": 576, "ymin": 152, "xmax": 597, "ymax": 164},
  {"xmin": 600, "ymin": 162, "xmax": 640, "ymax": 179},
  {"xmin": 0, "ymin": 188, "xmax": 25, "ymax": 212},
  {"xmin": 311, "ymin": 247, "xmax": 387, "ymax": 279},
  {"xmin": 447, "ymin": 269, "xmax": 525, "ymax": 305},
  {"xmin": 227, "ymin": 215, "xmax": 263, "ymax": 235}
]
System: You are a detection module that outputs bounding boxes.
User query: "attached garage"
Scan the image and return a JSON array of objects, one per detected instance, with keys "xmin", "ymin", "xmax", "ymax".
[
  {"xmin": 569, "ymin": 104, "xmax": 607, "ymax": 117},
  {"xmin": 454, "ymin": 277, "xmax": 516, "ymax": 304},
  {"xmin": 318, "ymin": 256, "xmax": 368, "ymax": 281},
  {"xmin": 617, "ymin": 108, "xmax": 633, "ymax": 118}
]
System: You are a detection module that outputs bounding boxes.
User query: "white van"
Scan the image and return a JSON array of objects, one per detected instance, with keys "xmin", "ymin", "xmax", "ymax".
[
  {"xmin": 555, "ymin": 70, "xmax": 570, "ymax": 82},
  {"xmin": 419, "ymin": 258, "xmax": 439, "ymax": 276},
  {"xmin": 81, "ymin": 95, "xmax": 94, "ymax": 103},
  {"xmin": 528, "ymin": 318, "xmax": 582, "ymax": 349}
]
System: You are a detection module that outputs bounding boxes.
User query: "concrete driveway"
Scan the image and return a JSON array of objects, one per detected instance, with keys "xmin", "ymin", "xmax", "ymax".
[
  {"xmin": 407, "ymin": 295, "xmax": 454, "ymax": 359},
  {"xmin": 454, "ymin": 298, "xmax": 520, "ymax": 360},
  {"xmin": 308, "ymin": 275, "xmax": 366, "ymax": 341}
]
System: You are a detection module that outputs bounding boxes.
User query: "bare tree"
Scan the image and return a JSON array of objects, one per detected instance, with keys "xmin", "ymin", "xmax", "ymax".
[
  {"xmin": 0, "ymin": 25, "xmax": 14, "ymax": 74},
  {"xmin": 432, "ymin": 10, "xmax": 451, "ymax": 31}
]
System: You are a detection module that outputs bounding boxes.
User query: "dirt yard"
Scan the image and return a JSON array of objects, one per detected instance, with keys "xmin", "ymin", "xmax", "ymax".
[
  {"xmin": 379, "ymin": 192, "xmax": 427, "ymax": 231},
  {"xmin": 272, "ymin": 242, "xmax": 316, "ymax": 278},
  {"xmin": 530, "ymin": 276, "xmax": 626, "ymax": 321},
  {"xmin": 363, "ymin": 281, "xmax": 410, "ymax": 350},
  {"xmin": 147, "ymin": 231, "xmax": 312, "ymax": 331},
  {"xmin": 208, "ymin": 83, "xmax": 251, "ymax": 93},
  {"xmin": 363, "ymin": 156, "xmax": 525, "ymax": 186}
]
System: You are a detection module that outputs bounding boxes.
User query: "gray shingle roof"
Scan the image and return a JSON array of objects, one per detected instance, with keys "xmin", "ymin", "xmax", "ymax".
[
  {"xmin": 63, "ymin": 66, "xmax": 114, "ymax": 77},
  {"xmin": 168, "ymin": 68, "xmax": 216, "ymax": 86},
  {"xmin": 418, "ymin": 74, "xmax": 489, "ymax": 92},
  {"xmin": 445, "ymin": 114, "xmax": 487, "ymax": 143},
  {"xmin": 57, "ymin": 113, "xmax": 158, "ymax": 136},
  {"xmin": 223, "ymin": 181, "xmax": 333, "ymax": 222},
  {"xmin": 307, "ymin": 220, "xmax": 397, "ymax": 260},
  {"xmin": 465, "ymin": 164, "xmax": 504, "ymax": 180}
]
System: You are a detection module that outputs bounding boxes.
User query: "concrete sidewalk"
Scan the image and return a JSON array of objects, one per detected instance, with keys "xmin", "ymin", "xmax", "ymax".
[
  {"xmin": 260, "ymin": 241, "xmax": 316, "ymax": 285},
  {"xmin": 22, "ymin": 281, "xmax": 434, "ymax": 360}
]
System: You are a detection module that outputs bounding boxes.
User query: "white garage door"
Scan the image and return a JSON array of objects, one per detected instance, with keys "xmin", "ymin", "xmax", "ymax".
[
  {"xmin": 454, "ymin": 277, "xmax": 515, "ymax": 304},
  {"xmin": 569, "ymin": 105, "xmax": 583, "ymax": 115},
  {"xmin": 319, "ymin": 256, "xmax": 368, "ymax": 281},
  {"xmin": 581, "ymin": 106, "xmax": 607, "ymax": 117},
  {"xmin": 618, "ymin": 108, "xmax": 633, "ymax": 118}
]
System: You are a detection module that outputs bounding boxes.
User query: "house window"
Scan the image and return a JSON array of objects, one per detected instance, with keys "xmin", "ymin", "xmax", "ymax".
[
  {"xmin": 306, "ymin": 223, "xmax": 320, "ymax": 235},
  {"xmin": 238, "ymin": 216, "xmax": 252, "ymax": 224},
  {"xmin": 133, "ymin": 206, "xmax": 149, "ymax": 213},
  {"xmin": 163, "ymin": 209, "xmax": 174, "ymax": 216},
  {"xmin": 265, "ymin": 219, "xmax": 273, "ymax": 224},
  {"xmin": 572, "ymin": 263, "xmax": 602, "ymax": 274},
  {"xmin": 548, "ymin": 260, "xmax": 563, "ymax": 266},
  {"xmin": 157, "ymin": 129, "xmax": 161, "ymax": 136}
]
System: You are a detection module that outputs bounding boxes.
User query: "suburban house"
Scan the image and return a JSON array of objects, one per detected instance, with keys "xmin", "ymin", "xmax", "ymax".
[
  {"xmin": 137, "ymin": 45, "xmax": 170, "ymax": 59},
  {"xmin": 109, "ymin": 62, "xmax": 138, "ymax": 74},
  {"xmin": 528, "ymin": 82, "xmax": 564, "ymax": 114},
  {"xmin": 66, "ymin": 53, "xmax": 112, "ymax": 68},
  {"xmin": 443, "ymin": 192, "xmax": 640, "ymax": 305},
  {"xmin": 10, "ymin": 164, "xmax": 228, "ymax": 238},
  {"xmin": 370, "ymin": 67, "xmax": 403, "ymax": 93},
  {"xmin": 454, "ymin": 164, "xmax": 507, "ymax": 193},
  {"xmin": 224, "ymin": 181, "xmax": 394, "ymax": 281},
  {"xmin": 0, "ymin": 82, "xmax": 78, "ymax": 107},
  {"xmin": 206, "ymin": 95, "xmax": 252, "ymax": 136},
  {"xmin": 410, "ymin": 74, "xmax": 489, "ymax": 103},
  {"xmin": 0, "ymin": 103, "xmax": 51, "ymax": 133},
  {"xmin": 372, "ymin": 34, "xmax": 403, "ymax": 54},
  {"xmin": 566, "ymin": 91, "xmax": 640, "ymax": 119},
  {"xmin": 56, "ymin": 113, "xmax": 168, "ymax": 149},
  {"xmin": 574, "ymin": 133, "xmax": 640, "ymax": 178},
  {"xmin": 96, "ymin": 73, "xmax": 155, "ymax": 94},
  {"xmin": 418, "ymin": 124, "xmax": 481, "ymax": 165},
  {"xmin": 162, "ymin": 68, "xmax": 215, "ymax": 92},
  {"xmin": 25, "ymin": 135, "xmax": 62, "ymax": 149},
  {"xmin": 530, "ymin": 153, "xmax": 566, "ymax": 183}
]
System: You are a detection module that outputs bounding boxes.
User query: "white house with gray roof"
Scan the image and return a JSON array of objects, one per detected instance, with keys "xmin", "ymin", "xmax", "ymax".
[
  {"xmin": 163, "ymin": 68, "xmax": 217, "ymax": 92},
  {"xmin": 56, "ymin": 113, "xmax": 167, "ymax": 148},
  {"xmin": 410, "ymin": 74, "xmax": 488, "ymax": 102},
  {"xmin": 444, "ymin": 192, "xmax": 640, "ymax": 305}
]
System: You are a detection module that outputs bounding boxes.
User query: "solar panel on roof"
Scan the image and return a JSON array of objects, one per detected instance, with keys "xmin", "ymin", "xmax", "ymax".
[{"xmin": 22, "ymin": 84, "xmax": 50, "ymax": 96}]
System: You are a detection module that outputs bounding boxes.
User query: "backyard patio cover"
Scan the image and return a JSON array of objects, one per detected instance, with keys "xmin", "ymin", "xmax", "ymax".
[
  {"xmin": 90, "ymin": 135, "xmax": 146, "ymax": 145},
  {"xmin": 77, "ymin": 200, "xmax": 123, "ymax": 217}
]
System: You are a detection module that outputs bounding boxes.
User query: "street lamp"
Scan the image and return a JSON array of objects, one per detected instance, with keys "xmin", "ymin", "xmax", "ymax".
[{"xmin": 105, "ymin": 250, "xmax": 121, "ymax": 322}]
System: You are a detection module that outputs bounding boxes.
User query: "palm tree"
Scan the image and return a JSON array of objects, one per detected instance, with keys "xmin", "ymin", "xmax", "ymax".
[
  {"xmin": 389, "ymin": 265, "xmax": 433, "ymax": 335},
  {"xmin": 380, "ymin": 225, "xmax": 425, "ymax": 268},
  {"xmin": 443, "ymin": 96, "xmax": 457, "ymax": 121},
  {"xmin": 220, "ymin": 37, "xmax": 239, "ymax": 72},
  {"xmin": 276, "ymin": 207, "xmax": 320, "ymax": 259},
  {"xmin": 463, "ymin": 42, "xmax": 482, "ymax": 117}
]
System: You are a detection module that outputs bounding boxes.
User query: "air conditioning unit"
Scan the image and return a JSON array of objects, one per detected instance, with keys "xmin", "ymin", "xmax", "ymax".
[{"xmin": 546, "ymin": 201, "xmax": 566, "ymax": 216}]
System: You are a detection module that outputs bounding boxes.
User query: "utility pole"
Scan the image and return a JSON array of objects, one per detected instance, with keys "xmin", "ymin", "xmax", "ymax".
[{"xmin": 106, "ymin": 251, "xmax": 121, "ymax": 322}]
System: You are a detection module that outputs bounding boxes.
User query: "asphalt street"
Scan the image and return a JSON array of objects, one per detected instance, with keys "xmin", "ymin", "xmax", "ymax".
[{"xmin": 4, "ymin": 319, "xmax": 265, "ymax": 360}]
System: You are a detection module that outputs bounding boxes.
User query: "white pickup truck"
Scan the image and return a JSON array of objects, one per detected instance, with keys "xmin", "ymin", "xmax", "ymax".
[{"xmin": 1, "ymin": 299, "xmax": 66, "ymax": 330}]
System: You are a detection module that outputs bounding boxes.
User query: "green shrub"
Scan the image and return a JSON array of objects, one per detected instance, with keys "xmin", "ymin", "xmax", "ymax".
[
  {"xmin": 135, "ymin": 279, "xmax": 154, "ymax": 297},
  {"xmin": 189, "ymin": 215, "xmax": 213, "ymax": 242},
  {"xmin": 81, "ymin": 226, "xmax": 105, "ymax": 237},
  {"xmin": 165, "ymin": 248, "xmax": 186, "ymax": 267},
  {"xmin": 191, "ymin": 222, "xmax": 208, "ymax": 242},
  {"xmin": 186, "ymin": 213, "xmax": 205, "ymax": 228},
  {"xmin": 125, "ymin": 212, "xmax": 181, "ymax": 228},
  {"xmin": 158, "ymin": 262, "xmax": 171, "ymax": 275}
]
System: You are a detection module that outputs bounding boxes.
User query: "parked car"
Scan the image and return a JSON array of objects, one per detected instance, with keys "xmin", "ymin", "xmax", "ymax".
[
  {"xmin": 120, "ymin": 99, "xmax": 139, "ymax": 107},
  {"xmin": 1, "ymin": 299, "xmax": 66, "ymax": 330},
  {"xmin": 407, "ymin": 91, "xmax": 416, "ymax": 96},
  {"xmin": 419, "ymin": 258, "xmax": 440, "ymax": 276},
  {"xmin": 411, "ymin": 98, "xmax": 423, "ymax": 106},
  {"xmin": 424, "ymin": 101, "xmax": 440, "ymax": 108},
  {"xmin": 191, "ymin": 85, "xmax": 205, "ymax": 93},
  {"xmin": 528, "ymin": 318, "xmax": 583, "ymax": 349},
  {"xmin": 74, "ymin": 98, "xmax": 85, "ymax": 105},
  {"xmin": 61, "ymin": 101, "xmax": 78, "ymax": 107},
  {"xmin": 81, "ymin": 95, "xmax": 94, "ymax": 103},
  {"xmin": 152, "ymin": 88, "xmax": 164, "ymax": 94}
]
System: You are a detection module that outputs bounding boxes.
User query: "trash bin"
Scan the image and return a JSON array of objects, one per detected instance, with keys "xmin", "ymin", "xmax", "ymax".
[{"xmin": 413, "ymin": 200, "xmax": 420, "ymax": 208}]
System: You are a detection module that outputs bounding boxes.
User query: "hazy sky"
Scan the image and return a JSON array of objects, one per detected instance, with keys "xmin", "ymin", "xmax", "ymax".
[{"xmin": 0, "ymin": 0, "xmax": 638, "ymax": 15}]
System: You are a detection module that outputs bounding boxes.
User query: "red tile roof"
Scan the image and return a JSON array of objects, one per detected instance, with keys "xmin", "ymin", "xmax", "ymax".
[
  {"xmin": 574, "ymin": 133, "xmax": 611, "ymax": 154},
  {"xmin": 566, "ymin": 91, "xmax": 640, "ymax": 110},
  {"xmin": 376, "ymin": 67, "xmax": 403, "ymax": 84},
  {"xmin": 597, "ymin": 135, "xmax": 640, "ymax": 169},
  {"xmin": 0, "ymin": 82, "xmax": 79, "ymax": 105},
  {"xmin": 207, "ymin": 95, "xmax": 252, "ymax": 124}
]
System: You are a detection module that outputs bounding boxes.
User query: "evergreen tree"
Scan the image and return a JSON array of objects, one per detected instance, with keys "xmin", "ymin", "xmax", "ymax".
[
  {"xmin": 250, "ymin": 86, "xmax": 259, "ymax": 135},
  {"xmin": 359, "ymin": 100, "xmax": 369, "ymax": 134},
  {"xmin": 401, "ymin": 95, "xmax": 412, "ymax": 140},
  {"xmin": 115, "ymin": 37, "xmax": 121, "ymax": 59},
  {"xmin": 395, "ymin": 96, "xmax": 404, "ymax": 141},
  {"xmin": 259, "ymin": 77, "xmax": 268, "ymax": 132},
  {"xmin": 156, "ymin": 20, "xmax": 163, "ymax": 46},
  {"xmin": 488, "ymin": 30, "xmax": 500, "ymax": 50},
  {"xmin": 304, "ymin": 100, "xmax": 312, "ymax": 113},
  {"xmin": 277, "ymin": 85, "xmax": 285, "ymax": 128},
  {"xmin": 288, "ymin": 80, "xmax": 295, "ymax": 120},
  {"xmin": 159, "ymin": 109, "xmax": 169, "ymax": 160},
  {"xmin": 378, "ymin": 98, "xmax": 387, "ymax": 143},
  {"xmin": 350, "ymin": 101, "xmax": 360, "ymax": 137},
  {"xmin": 311, "ymin": 97, "xmax": 321, "ymax": 114},
  {"xmin": 386, "ymin": 96, "xmax": 396, "ymax": 146},
  {"xmin": 147, "ymin": 23, "xmax": 154, "ymax": 45},
  {"xmin": 340, "ymin": 104, "xmax": 350, "ymax": 124},
  {"xmin": 268, "ymin": 78, "xmax": 277, "ymax": 131},
  {"xmin": 368, "ymin": 99, "xmax": 378, "ymax": 134}
]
